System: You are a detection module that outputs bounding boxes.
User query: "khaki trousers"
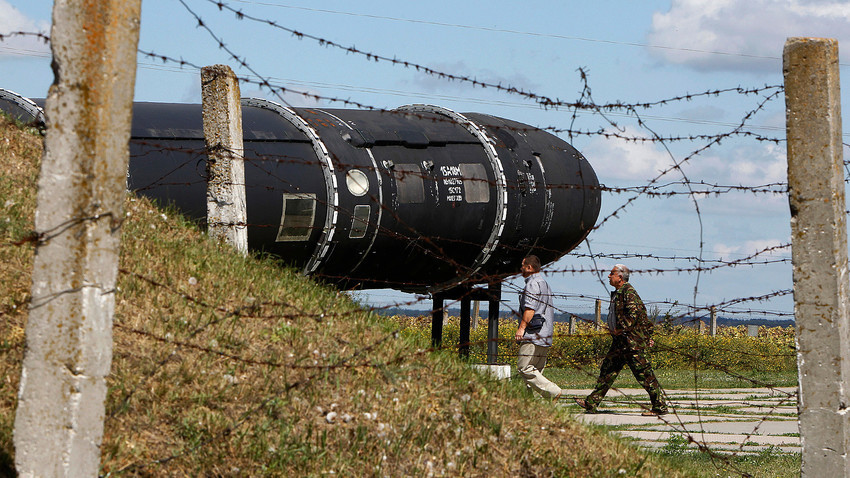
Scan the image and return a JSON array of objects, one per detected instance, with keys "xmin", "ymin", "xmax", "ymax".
[{"xmin": 517, "ymin": 342, "xmax": 562, "ymax": 398}]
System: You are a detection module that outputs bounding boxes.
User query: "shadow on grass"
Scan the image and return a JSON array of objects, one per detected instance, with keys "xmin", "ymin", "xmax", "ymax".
[{"xmin": 0, "ymin": 446, "xmax": 16, "ymax": 477}]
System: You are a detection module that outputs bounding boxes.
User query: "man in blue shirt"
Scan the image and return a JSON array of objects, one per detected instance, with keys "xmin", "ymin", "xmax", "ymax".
[{"xmin": 516, "ymin": 255, "xmax": 563, "ymax": 398}]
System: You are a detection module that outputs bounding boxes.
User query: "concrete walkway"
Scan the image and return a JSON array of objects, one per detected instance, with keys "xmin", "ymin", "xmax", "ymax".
[{"xmin": 559, "ymin": 387, "xmax": 799, "ymax": 455}]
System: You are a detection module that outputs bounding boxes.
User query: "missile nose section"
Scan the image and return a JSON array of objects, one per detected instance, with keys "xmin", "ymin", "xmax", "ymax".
[{"xmin": 0, "ymin": 88, "xmax": 601, "ymax": 292}]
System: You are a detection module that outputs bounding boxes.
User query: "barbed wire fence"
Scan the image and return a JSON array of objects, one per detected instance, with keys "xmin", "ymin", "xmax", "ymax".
[{"xmin": 2, "ymin": 2, "xmax": 848, "ymax": 476}]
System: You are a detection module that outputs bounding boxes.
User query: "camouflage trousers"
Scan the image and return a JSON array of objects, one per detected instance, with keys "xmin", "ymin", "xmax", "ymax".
[{"xmin": 586, "ymin": 336, "xmax": 666, "ymax": 412}]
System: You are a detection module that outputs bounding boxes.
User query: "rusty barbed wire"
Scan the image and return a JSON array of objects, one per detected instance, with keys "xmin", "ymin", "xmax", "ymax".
[
  {"xmin": 135, "ymin": 43, "xmax": 792, "ymax": 154},
  {"xmin": 2, "ymin": 210, "xmax": 799, "ymax": 477},
  {"xmin": 128, "ymin": 139, "xmax": 795, "ymax": 197},
  {"xmin": 0, "ymin": 13, "xmax": 808, "ymax": 474},
  {"xmin": 0, "ymin": 31, "xmax": 49, "ymax": 44},
  {"xmin": 569, "ymin": 242, "xmax": 791, "ymax": 263},
  {"xmin": 2, "ymin": 139, "xmax": 798, "ymax": 318},
  {"xmin": 547, "ymin": 124, "xmax": 785, "ymax": 144},
  {"xmin": 591, "ymin": 88, "xmax": 785, "ymax": 232},
  {"xmin": 111, "ymin": 319, "xmax": 418, "ymax": 475},
  {"xmin": 125, "ymin": 139, "xmax": 795, "ymax": 270},
  {"xmin": 200, "ymin": 0, "xmax": 784, "ymax": 112}
]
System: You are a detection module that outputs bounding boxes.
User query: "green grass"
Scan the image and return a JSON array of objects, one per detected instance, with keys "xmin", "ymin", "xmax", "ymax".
[{"xmin": 654, "ymin": 444, "xmax": 801, "ymax": 478}]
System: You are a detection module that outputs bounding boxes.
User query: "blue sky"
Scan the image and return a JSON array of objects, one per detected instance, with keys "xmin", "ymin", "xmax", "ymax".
[{"xmin": 2, "ymin": 1, "xmax": 850, "ymax": 321}]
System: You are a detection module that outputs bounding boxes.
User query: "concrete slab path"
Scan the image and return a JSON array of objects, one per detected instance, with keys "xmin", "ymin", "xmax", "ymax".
[{"xmin": 560, "ymin": 387, "xmax": 800, "ymax": 455}]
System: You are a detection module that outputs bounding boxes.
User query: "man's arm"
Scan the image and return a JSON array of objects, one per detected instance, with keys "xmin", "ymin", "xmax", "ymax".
[
  {"xmin": 516, "ymin": 307, "xmax": 535, "ymax": 341},
  {"xmin": 516, "ymin": 280, "xmax": 542, "ymax": 341}
]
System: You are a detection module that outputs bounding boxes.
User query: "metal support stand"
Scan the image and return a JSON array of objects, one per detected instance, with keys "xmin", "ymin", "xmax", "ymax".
[
  {"xmin": 429, "ymin": 282, "xmax": 501, "ymax": 361},
  {"xmin": 459, "ymin": 297, "xmax": 471, "ymax": 358},
  {"xmin": 487, "ymin": 281, "xmax": 501, "ymax": 365},
  {"xmin": 431, "ymin": 293, "xmax": 444, "ymax": 348}
]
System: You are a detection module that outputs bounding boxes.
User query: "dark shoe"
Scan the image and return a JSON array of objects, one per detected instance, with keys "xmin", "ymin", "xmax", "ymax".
[
  {"xmin": 574, "ymin": 397, "xmax": 598, "ymax": 414},
  {"xmin": 641, "ymin": 409, "xmax": 668, "ymax": 416}
]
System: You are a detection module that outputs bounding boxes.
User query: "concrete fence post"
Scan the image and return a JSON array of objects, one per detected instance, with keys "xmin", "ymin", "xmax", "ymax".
[
  {"xmin": 747, "ymin": 325, "xmax": 759, "ymax": 337},
  {"xmin": 710, "ymin": 306, "xmax": 717, "ymax": 336},
  {"xmin": 784, "ymin": 37, "xmax": 850, "ymax": 476},
  {"xmin": 14, "ymin": 1, "xmax": 142, "ymax": 476},
  {"xmin": 202, "ymin": 64, "xmax": 248, "ymax": 254},
  {"xmin": 594, "ymin": 299, "xmax": 602, "ymax": 330},
  {"xmin": 472, "ymin": 299, "xmax": 480, "ymax": 330},
  {"xmin": 569, "ymin": 315, "xmax": 576, "ymax": 335}
]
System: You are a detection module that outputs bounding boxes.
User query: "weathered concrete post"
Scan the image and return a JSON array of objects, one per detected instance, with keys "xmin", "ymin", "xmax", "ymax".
[
  {"xmin": 784, "ymin": 37, "xmax": 850, "ymax": 476},
  {"xmin": 202, "ymin": 64, "xmax": 248, "ymax": 254},
  {"xmin": 594, "ymin": 299, "xmax": 602, "ymax": 330},
  {"xmin": 747, "ymin": 325, "xmax": 759, "ymax": 337},
  {"xmin": 569, "ymin": 315, "xmax": 576, "ymax": 335},
  {"xmin": 14, "ymin": 1, "xmax": 142, "ymax": 476},
  {"xmin": 710, "ymin": 306, "xmax": 717, "ymax": 336},
  {"xmin": 472, "ymin": 299, "xmax": 480, "ymax": 330}
]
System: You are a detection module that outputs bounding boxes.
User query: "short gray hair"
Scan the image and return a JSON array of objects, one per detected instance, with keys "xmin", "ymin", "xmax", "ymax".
[{"xmin": 613, "ymin": 264, "xmax": 630, "ymax": 282}]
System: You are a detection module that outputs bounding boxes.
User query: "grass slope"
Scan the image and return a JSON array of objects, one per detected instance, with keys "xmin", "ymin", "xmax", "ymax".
[{"xmin": 0, "ymin": 116, "xmax": 684, "ymax": 476}]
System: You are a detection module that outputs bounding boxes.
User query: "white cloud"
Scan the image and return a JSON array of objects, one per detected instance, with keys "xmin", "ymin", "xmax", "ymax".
[
  {"xmin": 744, "ymin": 238, "xmax": 786, "ymax": 253},
  {"xmin": 0, "ymin": 1, "xmax": 50, "ymax": 59},
  {"xmin": 711, "ymin": 242, "xmax": 743, "ymax": 257},
  {"xmin": 583, "ymin": 126, "xmax": 674, "ymax": 182},
  {"xmin": 669, "ymin": 142, "xmax": 788, "ymax": 216},
  {"xmin": 587, "ymin": 127, "xmax": 789, "ymax": 218},
  {"xmin": 722, "ymin": 142, "xmax": 787, "ymax": 184},
  {"xmin": 647, "ymin": 0, "xmax": 850, "ymax": 73},
  {"xmin": 712, "ymin": 238, "xmax": 786, "ymax": 258},
  {"xmin": 654, "ymin": 141, "xmax": 787, "ymax": 186},
  {"xmin": 583, "ymin": 124, "xmax": 788, "ymax": 185}
]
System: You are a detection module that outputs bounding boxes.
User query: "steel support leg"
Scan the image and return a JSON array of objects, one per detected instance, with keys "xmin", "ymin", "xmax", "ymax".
[
  {"xmin": 459, "ymin": 296, "xmax": 471, "ymax": 358},
  {"xmin": 487, "ymin": 282, "xmax": 501, "ymax": 364},
  {"xmin": 431, "ymin": 293, "xmax": 444, "ymax": 348}
]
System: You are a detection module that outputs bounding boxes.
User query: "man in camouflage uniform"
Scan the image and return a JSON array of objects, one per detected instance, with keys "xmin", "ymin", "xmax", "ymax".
[{"xmin": 575, "ymin": 264, "xmax": 667, "ymax": 415}]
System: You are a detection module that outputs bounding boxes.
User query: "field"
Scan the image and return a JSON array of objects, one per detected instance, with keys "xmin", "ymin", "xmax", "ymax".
[{"xmin": 390, "ymin": 315, "xmax": 797, "ymax": 376}]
